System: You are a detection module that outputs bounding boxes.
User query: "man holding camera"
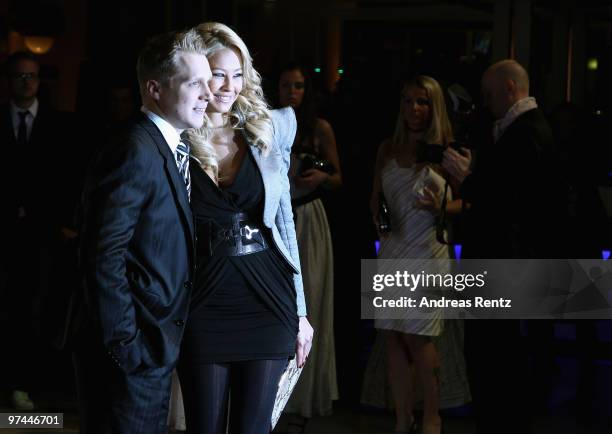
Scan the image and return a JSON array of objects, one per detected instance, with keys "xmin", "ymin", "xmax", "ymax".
[
  {"xmin": 442, "ymin": 59, "xmax": 561, "ymax": 434},
  {"xmin": 443, "ymin": 59, "xmax": 559, "ymax": 258}
]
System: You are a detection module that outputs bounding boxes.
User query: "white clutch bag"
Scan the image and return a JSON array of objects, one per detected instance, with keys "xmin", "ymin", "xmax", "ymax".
[
  {"xmin": 271, "ymin": 357, "xmax": 303, "ymax": 429},
  {"xmin": 412, "ymin": 165, "xmax": 447, "ymax": 202}
]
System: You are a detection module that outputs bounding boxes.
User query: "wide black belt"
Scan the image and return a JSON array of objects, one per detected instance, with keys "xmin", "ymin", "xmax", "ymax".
[{"xmin": 197, "ymin": 212, "xmax": 268, "ymax": 257}]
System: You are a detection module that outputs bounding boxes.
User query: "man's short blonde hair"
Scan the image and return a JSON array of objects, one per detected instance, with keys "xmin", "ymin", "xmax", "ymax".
[{"xmin": 136, "ymin": 28, "xmax": 205, "ymax": 94}]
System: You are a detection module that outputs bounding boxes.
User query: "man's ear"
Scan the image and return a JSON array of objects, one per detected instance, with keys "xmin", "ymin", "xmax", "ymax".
[
  {"xmin": 504, "ymin": 78, "xmax": 516, "ymax": 94},
  {"xmin": 146, "ymin": 79, "xmax": 162, "ymax": 101}
]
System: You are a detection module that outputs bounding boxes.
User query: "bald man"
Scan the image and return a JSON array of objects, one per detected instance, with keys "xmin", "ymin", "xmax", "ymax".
[
  {"xmin": 482, "ymin": 59, "xmax": 531, "ymax": 121},
  {"xmin": 443, "ymin": 59, "xmax": 560, "ymax": 257},
  {"xmin": 442, "ymin": 60, "xmax": 565, "ymax": 434}
]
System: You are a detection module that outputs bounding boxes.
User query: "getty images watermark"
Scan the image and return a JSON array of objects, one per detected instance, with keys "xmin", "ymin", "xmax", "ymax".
[
  {"xmin": 371, "ymin": 270, "xmax": 512, "ymax": 309},
  {"xmin": 361, "ymin": 259, "xmax": 612, "ymax": 319}
]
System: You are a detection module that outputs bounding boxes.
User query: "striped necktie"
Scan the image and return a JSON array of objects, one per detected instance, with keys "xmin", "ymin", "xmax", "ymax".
[{"xmin": 175, "ymin": 141, "xmax": 191, "ymax": 200}]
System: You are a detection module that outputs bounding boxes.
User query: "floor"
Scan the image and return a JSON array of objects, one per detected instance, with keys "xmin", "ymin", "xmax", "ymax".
[
  {"xmin": 0, "ymin": 398, "xmax": 610, "ymax": 433},
  {"xmin": 1, "ymin": 323, "xmax": 611, "ymax": 433}
]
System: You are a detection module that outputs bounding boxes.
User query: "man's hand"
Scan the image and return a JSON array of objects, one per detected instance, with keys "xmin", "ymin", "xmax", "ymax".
[
  {"xmin": 295, "ymin": 316, "xmax": 314, "ymax": 368},
  {"xmin": 442, "ymin": 147, "xmax": 472, "ymax": 183}
]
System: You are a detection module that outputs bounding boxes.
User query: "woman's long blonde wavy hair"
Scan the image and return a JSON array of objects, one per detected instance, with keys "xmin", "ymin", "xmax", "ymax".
[{"xmin": 183, "ymin": 22, "xmax": 273, "ymax": 181}]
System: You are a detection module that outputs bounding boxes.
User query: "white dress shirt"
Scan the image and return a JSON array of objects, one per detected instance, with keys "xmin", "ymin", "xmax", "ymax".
[
  {"xmin": 141, "ymin": 106, "xmax": 182, "ymax": 155},
  {"xmin": 493, "ymin": 97, "xmax": 538, "ymax": 143}
]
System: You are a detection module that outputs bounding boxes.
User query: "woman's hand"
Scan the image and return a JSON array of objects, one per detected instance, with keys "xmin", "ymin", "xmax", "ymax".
[
  {"xmin": 370, "ymin": 197, "xmax": 391, "ymax": 240},
  {"xmin": 296, "ymin": 316, "xmax": 314, "ymax": 368},
  {"xmin": 371, "ymin": 216, "xmax": 391, "ymax": 240},
  {"xmin": 294, "ymin": 169, "xmax": 330, "ymax": 190},
  {"xmin": 415, "ymin": 186, "xmax": 441, "ymax": 216}
]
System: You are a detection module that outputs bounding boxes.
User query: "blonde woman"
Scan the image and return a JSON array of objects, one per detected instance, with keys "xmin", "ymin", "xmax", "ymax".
[
  {"xmin": 174, "ymin": 22, "xmax": 313, "ymax": 434},
  {"xmin": 369, "ymin": 76, "xmax": 454, "ymax": 434}
]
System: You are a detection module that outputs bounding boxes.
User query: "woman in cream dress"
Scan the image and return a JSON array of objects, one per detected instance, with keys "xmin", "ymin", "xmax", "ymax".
[{"xmin": 364, "ymin": 76, "xmax": 470, "ymax": 434}]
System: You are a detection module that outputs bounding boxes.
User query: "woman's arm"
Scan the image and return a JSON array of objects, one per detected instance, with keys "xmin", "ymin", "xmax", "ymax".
[
  {"xmin": 369, "ymin": 139, "xmax": 390, "ymax": 220},
  {"xmin": 417, "ymin": 164, "xmax": 469, "ymax": 215},
  {"xmin": 294, "ymin": 118, "xmax": 343, "ymax": 191},
  {"xmin": 415, "ymin": 186, "xmax": 468, "ymax": 215},
  {"xmin": 274, "ymin": 107, "xmax": 313, "ymax": 368},
  {"xmin": 316, "ymin": 118, "xmax": 342, "ymax": 190}
]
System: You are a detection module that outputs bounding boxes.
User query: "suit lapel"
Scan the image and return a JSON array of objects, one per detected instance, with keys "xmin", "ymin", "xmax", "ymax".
[
  {"xmin": 138, "ymin": 115, "xmax": 194, "ymax": 241},
  {"xmin": 1, "ymin": 105, "xmax": 16, "ymax": 147},
  {"xmin": 29, "ymin": 109, "xmax": 43, "ymax": 146}
]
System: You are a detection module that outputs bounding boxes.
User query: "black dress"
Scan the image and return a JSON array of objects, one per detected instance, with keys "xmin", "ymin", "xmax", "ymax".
[{"xmin": 180, "ymin": 149, "xmax": 298, "ymax": 364}]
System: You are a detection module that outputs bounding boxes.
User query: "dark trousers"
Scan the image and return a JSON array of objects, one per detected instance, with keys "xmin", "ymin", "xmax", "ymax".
[
  {"xmin": 464, "ymin": 319, "xmax": 532, "ymax": 434},
  {"xmin": 3, "ymin": 244, "xmax": 49, "ymax": 392},
  {"xmin": 73, "ymin": 340, "xmax": 173, "ymax": 434}
]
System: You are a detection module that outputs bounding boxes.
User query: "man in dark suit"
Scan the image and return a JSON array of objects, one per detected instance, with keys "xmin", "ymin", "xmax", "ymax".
[
  {"xmin": 70, "ymin": 29, "xmax": 211, "ymax": 434},
  {"xmin": 444, "ymin": 59, "xmax": 559, "ymax": 258},
  {"xmin": 0, "ymin": 51, "xmax": 73, "ymax": 410},
  {"xmin": 443, "ymin": 60, "xmax": 562, "ymax": 434}
]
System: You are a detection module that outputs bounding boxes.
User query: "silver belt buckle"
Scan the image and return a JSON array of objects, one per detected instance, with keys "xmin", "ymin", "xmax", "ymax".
[{"xmin": 240, "ymin": 224, "xmax": 259, "ymax": 240}]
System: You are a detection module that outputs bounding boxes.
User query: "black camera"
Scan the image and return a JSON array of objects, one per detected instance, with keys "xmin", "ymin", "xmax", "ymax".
[
  {"xmin": 416, "ymin": 141, "xmax": 467, "ymax": 164},
  {"xmin": 296, "ymin": 153, "xmax": 337, "ymax": 175}
]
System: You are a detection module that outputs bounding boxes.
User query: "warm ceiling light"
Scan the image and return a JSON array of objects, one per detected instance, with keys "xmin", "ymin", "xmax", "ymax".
[{"xmin": 24, "ymin": 36, "xmax": 54, "ymax": 54}]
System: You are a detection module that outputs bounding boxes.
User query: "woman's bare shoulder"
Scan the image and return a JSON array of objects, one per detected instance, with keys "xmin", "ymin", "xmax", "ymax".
[{"xmin": 314, "ymin": 118, "xmax": 335, "ymax": 140}]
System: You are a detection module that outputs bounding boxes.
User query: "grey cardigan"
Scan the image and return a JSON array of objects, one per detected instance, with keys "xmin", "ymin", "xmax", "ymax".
[{"xmin": 246, "ymin": 107, "xmax": 306, "ymax": 316}]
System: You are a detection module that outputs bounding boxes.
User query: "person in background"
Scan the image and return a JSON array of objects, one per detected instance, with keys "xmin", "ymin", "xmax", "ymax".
[
  {"xmin": 106, "ymin": 83, "xmax": 137, "ymax": 131},
  {"xmin": 442, "ymin": 59, "xmax": 561, "ymax": 434},
  {"xmin": 275, "ymin": 62, "xmax": 341, "ymax": 433},
  {"xmin": 367, "ymin": 75, "xmax": 468, "ymax": 434},
  {"xmin": 0, "ymin": 50, "xmax": 71, "ymax": 411}
]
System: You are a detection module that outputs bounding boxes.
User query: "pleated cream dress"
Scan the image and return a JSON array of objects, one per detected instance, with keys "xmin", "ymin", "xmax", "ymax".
[
  {"xmin": 362, "ymin": 160, "xmax": 471, "ymax": 408},
  {"xmin": 283, "ymin": 152, "xmax": 339, "ymax": 417}
]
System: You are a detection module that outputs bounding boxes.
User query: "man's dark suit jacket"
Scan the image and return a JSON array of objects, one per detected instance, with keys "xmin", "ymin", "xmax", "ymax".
[
  {"xmin": 459, "ymin": 107, "xmax": 564, "ymax": 434},
  {"xmin": 73, "ymin": 113, "xmax": 194, "ymax": 373},
  {"xmin": 0, "ymin": 102, "xmax": 73, "ymax": 316},
  {"xmin": 460, "ymin": 107, "xmax": 562, "ymax": 259},
  {"xmin": 0, "ymin": 101, "xmax": 79, "ymax": 389},
  {"xmin": 0, "ymin": 102, "xmax": 70, "ymax": 249}
]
